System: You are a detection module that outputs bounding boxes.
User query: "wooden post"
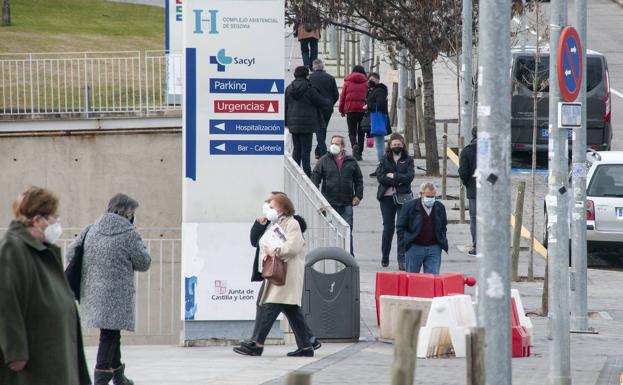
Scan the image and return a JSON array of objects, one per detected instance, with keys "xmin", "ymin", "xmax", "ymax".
[
  {"xmin": 459, "ymin": 136, "xmax": 466, "ymax": 224},
  {"xmin": 322, "ymin": 28, "xmax": 327, "ymax": 55},
  {"xmin": 390, "ymin": 309, "xmax": 422, "ymax": 385},
  {"xmin": 404, "ymin": 87, "xmax": 414, "ymax": 148},
  {"xmin": 287, "ymin": 371, "xmax": 311, "ymax": 385},
  {"xmin": 442, "ymin": 122, "xmax": 448, "ymax": 200},
  {"xmin": 344, "ymin": 32, "xmax": 350, "ymax": 76},
  {"xmin": 390, "ymin": 82, "xmax": 398, "ymax": 128},
  {"xmin": 466, "ymin": 327, "xmax": 486, "ymax": 385},
  {"xmin": 512, "ymin": 181, "xmax": 526, "ymax": 281},
  {"xmin": 336, "ymin": 28, "xmax": 342, "ymax": 78},
  {"xmin": 415, "ymin": 78, "xmax": 425, "ymax": 143}
]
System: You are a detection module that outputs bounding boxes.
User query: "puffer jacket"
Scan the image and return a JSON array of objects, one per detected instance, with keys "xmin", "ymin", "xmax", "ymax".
[
  {"xmin": 285, "ymin": 79, "xmax": 329, "ymax": 134},
  {"xmin": 339, "ymin": 72, "xmax": 368, "ymax": 114},
  {"xmin": 311, "ymin": 153, "xmax": 364, "ymax": 207},
  {"xmin": 366, "ymin": 83, "xmax": 389, "ymax": 114},
  {"xmin": 376, "ymin": 151, "xmax": 415, "ymax": 201}
]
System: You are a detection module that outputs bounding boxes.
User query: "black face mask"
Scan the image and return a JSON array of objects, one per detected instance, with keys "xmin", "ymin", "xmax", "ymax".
[
  {"xmin": 391, "ymin": 147, "xmax": 403, "ymax": 155},
  {"xmin": 129, "ymin": 216, "xmax": 135, "ymax": 224},
  {"xmin": 368, "ymin": 80, "xmax": 376, "ymax": 88}
]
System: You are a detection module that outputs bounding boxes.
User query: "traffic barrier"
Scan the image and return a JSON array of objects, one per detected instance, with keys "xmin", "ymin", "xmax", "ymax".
[
  {"xmin": 375, "ymin": 272, "xmax": 477, "ymax": 324},
  {"xmin": 416, "ymin": 295, "xmax": 477, "ymax": 358},
  {"xmin": 379, "ymin": 295, "xmax": 432, "ymax": 340},
  {"xmin": 511, "ymin": 289, "xmax": 534, "ymax": 338},
  {"xmin": 511, "ymin": 297, "xmax": 531, "ymax": 357}
]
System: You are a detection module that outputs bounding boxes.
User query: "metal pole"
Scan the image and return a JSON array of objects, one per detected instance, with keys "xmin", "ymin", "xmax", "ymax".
[
  {"xmin": 328, "ymin": 25, "xmax": 337, "ymax": 60},
  {"xmin": 397, "ymin": 49, "xmax": 408, "ymax": 134},
  {"xmin": 476, "ymin": 0, "xmax": 511, "ymax": 384},
  {"xmin": 547, "ymin": 0, "xmax": 571, "ymax": 384},
  {"xmin": 571, "ymin": 0, "xmax": 589, "ymax": 333},
  {"xmin": 460, "ymin": 0, "xmax": 473, "ymax": 142},
  {"xmin": 361, "ymin": 23, "xmax": 371, "ymax": 73},
  {"xmin": 520, "ymin": 0, "xmax": 527, "ymax": 52}
]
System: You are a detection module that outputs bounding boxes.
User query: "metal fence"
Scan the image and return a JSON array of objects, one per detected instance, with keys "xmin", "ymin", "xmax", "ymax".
[
  {"xmin": 0, "ymin": 51, "xmax": 182, "ymax": 118},
  {"xmin": 0, "ymin": 227, "xmax": 182, "ymax": 345},
  {"xmin": 283, "ymin": 153, "xmax": 351, "ymax": 271}
]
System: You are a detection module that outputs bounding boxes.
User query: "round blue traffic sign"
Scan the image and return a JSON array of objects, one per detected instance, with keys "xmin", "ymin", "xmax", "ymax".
[{"xmin": 557, "ymin": 27, "xmax": 583, "ymax": 102}]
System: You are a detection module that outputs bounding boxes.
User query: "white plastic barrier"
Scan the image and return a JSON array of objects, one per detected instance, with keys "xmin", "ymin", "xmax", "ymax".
[
  {"xmin": 379, "ymin": 295, "xmax": 432, "ymax": 340},
  {"xmin": 511, "ymin": 289, "xmax": 534, "ymax": 338},
  {"xmin": 416, "ymin": 294, "xmax": 477, "ymax": 358}
]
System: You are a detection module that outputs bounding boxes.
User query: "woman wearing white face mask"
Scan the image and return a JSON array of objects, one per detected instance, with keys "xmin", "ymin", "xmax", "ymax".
[
  {"xmin": 0, "ymin": 186, "xmax": 91, "ymax": 385},
  {"xmin": 66, "ymin": 193, "xmax": 151, "ymax": 385},
  {"xmin": 234, "ymin": 194, "xmax": 316, "ymax": 357}
]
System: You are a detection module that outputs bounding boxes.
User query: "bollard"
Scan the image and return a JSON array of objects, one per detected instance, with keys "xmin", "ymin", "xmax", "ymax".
[
  {"xmin": 442, "ymin": 122, "xmax": 448, "ymax": 200},
  {"xmin": 512, "ymin": 181, "xmax": 526, "ymax": 281},
  {"xmin": 390, "ymin": 309, "xmax": 422, "ymax": 385},
  {"xmin": 287, "ymin": 371, "xmax": 311, "ymax": 385},
  {"xmin": 467, "ymin": 327, "xmax": 486, "ymax": 385}
]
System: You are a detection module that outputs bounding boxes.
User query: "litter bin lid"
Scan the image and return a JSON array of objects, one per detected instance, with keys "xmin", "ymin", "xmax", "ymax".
[{"xmin": 305, "ymin": 247, "xmax": 359, "ymax": 269}]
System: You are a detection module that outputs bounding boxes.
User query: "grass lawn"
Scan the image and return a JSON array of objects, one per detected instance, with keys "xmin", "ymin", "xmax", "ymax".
[{"xmin": 0, "ymin": 0, "xmax": 164, "ymax": 53}]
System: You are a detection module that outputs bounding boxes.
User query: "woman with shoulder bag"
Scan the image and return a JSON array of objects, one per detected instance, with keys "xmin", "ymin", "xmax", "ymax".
[
  {"xmin": 375, "ymin": 133, "xmax": 415, "ymax": 270},
  {"xmin": 366, "ymin": 72, "xmax": 391, "ymax": 170},
  {"xmin": 234, "ymin": 194, "xmax": 315, "ymax": 357}
]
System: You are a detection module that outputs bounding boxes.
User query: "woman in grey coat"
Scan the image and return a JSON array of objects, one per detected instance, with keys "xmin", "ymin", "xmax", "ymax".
[{"xmin": 66, "ymin": 194, "xmax": 151, "ymax": 385}]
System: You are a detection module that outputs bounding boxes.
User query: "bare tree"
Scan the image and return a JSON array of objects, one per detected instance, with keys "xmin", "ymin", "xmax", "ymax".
[{"xmin": 2, "ymin": 0, "xmax": 9, "ymax": 27}]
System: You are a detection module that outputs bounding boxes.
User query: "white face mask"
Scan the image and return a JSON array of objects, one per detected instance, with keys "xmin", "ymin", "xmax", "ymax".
[
  {"xmin": 265, "ymin": 208, "xmax": 279, "ymax": 222},
  {"xmin": 42, "ymin": 218, "xmax": 63, "ymax": 244},
  {"xmin": 262, "ymin": 202, "xmax": 271, "ymax": 217},
  {"xmin": 329, "ymin": 144, "xmax": 341, "ymax": 156}
]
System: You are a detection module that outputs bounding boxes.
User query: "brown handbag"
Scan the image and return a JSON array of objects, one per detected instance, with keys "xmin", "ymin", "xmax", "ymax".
[{"xmin": 262, "ymin": 254, "xmax": 287, "ymax": 286}]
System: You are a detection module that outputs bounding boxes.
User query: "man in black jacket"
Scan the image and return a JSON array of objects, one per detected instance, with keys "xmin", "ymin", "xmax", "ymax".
[
  {"xmin": 310, "ymin": 59, "xmax": 339, "ymax": 159},
  {"xmin": 311, "ymin": 135, "xmax": 364, "ymax": 255},
  {"xmin": 397, "ymin": 182, "xmax": 448, "ymax": 274},
  {"xmin": 285, "ymin": 66, "xmax": 330, "ymax": 177},
  {"xmin": 458, "ymin": 128, "xmax": 477, "ymax": 255}
]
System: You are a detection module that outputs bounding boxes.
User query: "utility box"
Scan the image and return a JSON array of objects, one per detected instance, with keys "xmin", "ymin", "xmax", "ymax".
[{"xmin": 302, "ymin": 247, "xmax": 360, "ymax": 341}]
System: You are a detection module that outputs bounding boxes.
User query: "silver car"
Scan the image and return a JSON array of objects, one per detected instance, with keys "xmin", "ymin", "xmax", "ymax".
[
  {"xmin": 543, "ymin": 151, "xmax": 623, "ymax": 263},
  {"xmin": 585, "ymin": 151, "xmax": 623, "ymax": 252}
]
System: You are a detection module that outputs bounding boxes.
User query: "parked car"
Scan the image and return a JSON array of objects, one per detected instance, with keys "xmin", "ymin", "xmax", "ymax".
[
  {"xmin": 543, "ymin": 151, "xmax": 623, "ymax": 265},
  {"xmin": 511, "ymin": 48, "xmax": 612, "ymax": 153}
]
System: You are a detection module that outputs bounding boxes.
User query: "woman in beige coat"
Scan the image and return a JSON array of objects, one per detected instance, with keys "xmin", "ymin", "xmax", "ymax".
[{"xmin": 233, "ymin": 194, "xmax": 314, "ymax": 357}]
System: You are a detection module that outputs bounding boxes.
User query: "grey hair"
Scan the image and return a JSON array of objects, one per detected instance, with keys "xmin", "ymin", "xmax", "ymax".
[
  {"xmin": 419, "ymin": 182, "xmax": 436, "ymax": 193},
  {"xmin": 312, "ymin": 59, "xmax": 324, "ymax": 71},
  {"xmin": 107, "ymin": 193, "xmax": 139, "ymax": 217}
]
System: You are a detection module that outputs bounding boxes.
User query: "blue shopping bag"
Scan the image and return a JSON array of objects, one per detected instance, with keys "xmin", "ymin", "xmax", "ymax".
[{"xmin": 370, "ymin": 111, "xmax": 388, "ymax": 137}]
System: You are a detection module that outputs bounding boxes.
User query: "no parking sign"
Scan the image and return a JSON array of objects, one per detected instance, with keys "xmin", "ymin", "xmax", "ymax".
[{"xmin": 557, "ymin": 26, "xmax": 583, "ymax": 102}]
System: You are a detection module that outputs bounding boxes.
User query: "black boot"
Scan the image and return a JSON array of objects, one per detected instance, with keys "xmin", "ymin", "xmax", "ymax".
[
  {"xmin": 112, "ymin": 364, "xmax": 133, "ymax": 385},
  {"xmin": 94, "ymin": 369, "xmax": 114, "ymax": 385}
]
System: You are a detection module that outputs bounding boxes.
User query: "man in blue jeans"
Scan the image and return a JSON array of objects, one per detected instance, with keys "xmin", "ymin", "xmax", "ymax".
[{"xmin": 397, "ymin": 182, "xmax": 448, "ymax": 274}]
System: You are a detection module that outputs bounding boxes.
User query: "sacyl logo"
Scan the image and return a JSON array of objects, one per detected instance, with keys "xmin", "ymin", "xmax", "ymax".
[
  {"xmin": 193, "ymin": 9, "xmax": 219, "ymax": 34},
  {"xmin": 210, "ymin": 49, "xmax": 256, "ymax": 72}
]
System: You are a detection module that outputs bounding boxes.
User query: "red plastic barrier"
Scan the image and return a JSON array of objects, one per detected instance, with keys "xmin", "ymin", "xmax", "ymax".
[
  {"xmin": 375, "ymin": 272, "xmax": 402, "ymax": 324},
  {"xmin": 404, "ymin": 273, "xmax": 436, "ymax": 298},
  {"xmin": 434, "ymin": 273, "xmax": 465, "ymax": 296},
  {"xmin": 375, "ymin": 271, "xmax": 478, "ymax": 325},
  {"xmin": 511, "ymin": 298, "xmax": 531, "ymax": 357}
]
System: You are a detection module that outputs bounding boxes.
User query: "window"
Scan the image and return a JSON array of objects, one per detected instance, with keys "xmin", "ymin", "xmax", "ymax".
[
  {"xmin": 588, "ymin": 164, "xmax": 623, "ymax": 197},
  {"xmin": 513, "ymin": 55, "xmax": 603, "ymax": 93}
]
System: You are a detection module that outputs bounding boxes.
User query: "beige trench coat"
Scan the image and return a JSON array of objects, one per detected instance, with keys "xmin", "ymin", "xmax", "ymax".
[{"xmin": 259, "ymin": 216, "xmax": 306, "ymax": 306}]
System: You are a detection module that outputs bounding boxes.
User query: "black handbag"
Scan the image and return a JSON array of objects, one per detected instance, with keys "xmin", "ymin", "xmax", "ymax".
[
  {"xmin": 393, "ymin": 192, "xmax": 414, "ymax": 205},
  {"xmin": 361, "ymin": 112, "xmax": 371, "ymax": 134},
  {"xmin": 65, "ymin": 227, "xmax": 90, "ymax": 302}
]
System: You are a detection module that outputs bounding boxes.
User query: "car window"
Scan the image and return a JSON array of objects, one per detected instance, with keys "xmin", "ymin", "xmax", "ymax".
[
  {"xmin": 513, "ymin": 56, "xmax": 550, "ymax": 92},
  {"xmin": 513, "ymin": 55, "xmax": 603, "ymax": 93},
  {"xmin": 587, "ymin": 164, "xmax": 623, "ymax": 197}
]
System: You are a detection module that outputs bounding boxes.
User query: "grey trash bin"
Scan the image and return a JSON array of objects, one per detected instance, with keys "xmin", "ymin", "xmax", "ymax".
[{"xmin": 301, "ymin": 247, "xmax": 360, "ymax": 341}]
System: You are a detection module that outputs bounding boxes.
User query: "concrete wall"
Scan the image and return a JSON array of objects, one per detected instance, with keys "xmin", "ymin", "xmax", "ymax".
[{"xmin": 0, "ymin": 126, "xmax": 183, "ymax": 345}]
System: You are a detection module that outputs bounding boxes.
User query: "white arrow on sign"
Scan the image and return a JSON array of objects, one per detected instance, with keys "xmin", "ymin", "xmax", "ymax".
[
  {"xmin": 570, "ymin": 45, "xmax": 577, "ymax": 54},
  {"xmin": 214, "ymin": 123, "xmax": 226, "ymax": 131},
  {"xmin": 565, "ymin": 69, "xmax": 572, "ymax": 77},
  {"xmin": 270, "ymin": 82, "xmax": 278, "ymax": 93},
  {"xmin": 215, "ymin": 143, "xmax": 226, "ymax": 152}
]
